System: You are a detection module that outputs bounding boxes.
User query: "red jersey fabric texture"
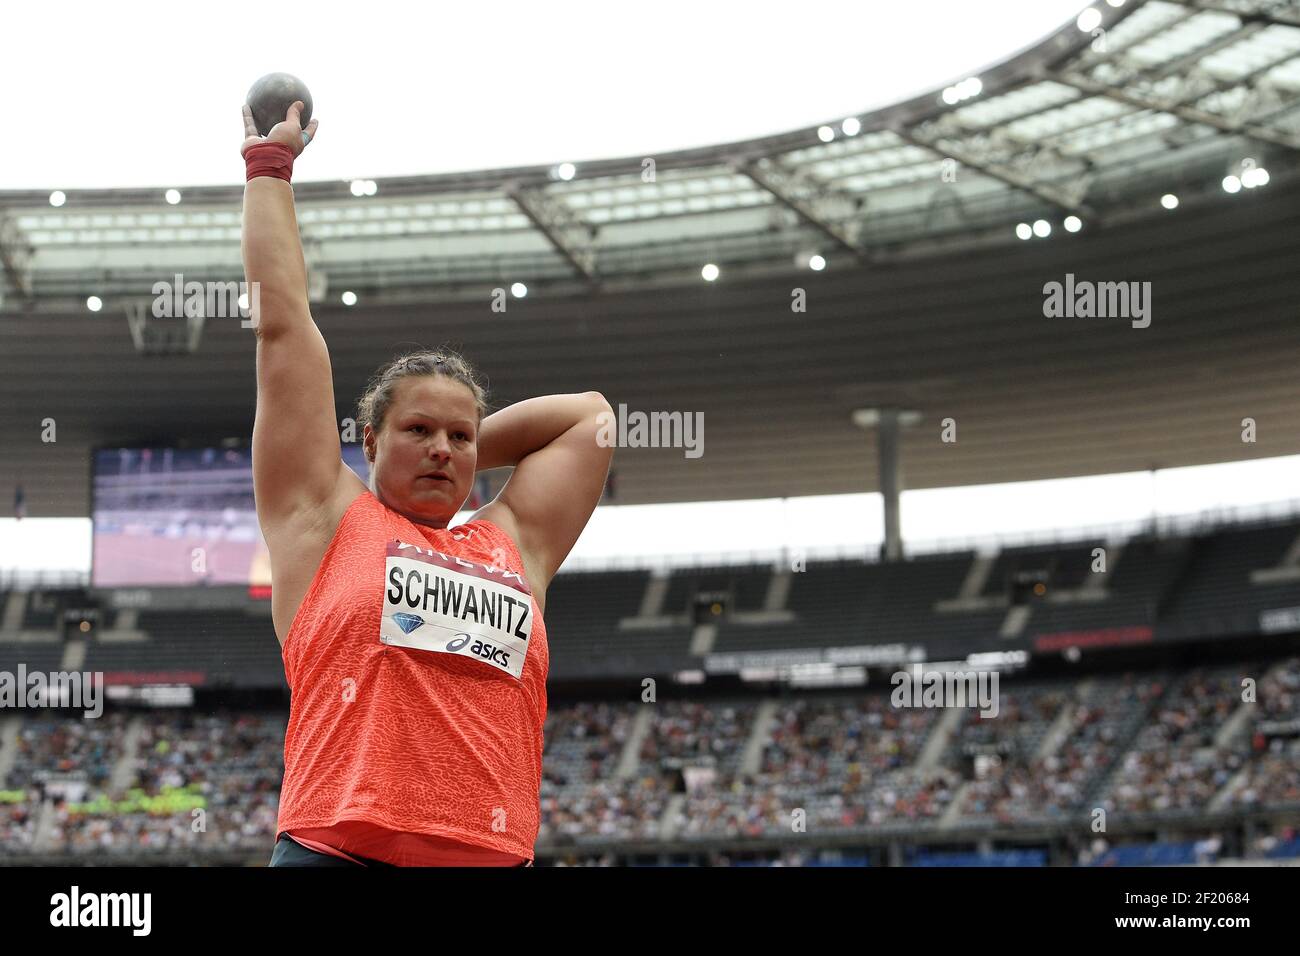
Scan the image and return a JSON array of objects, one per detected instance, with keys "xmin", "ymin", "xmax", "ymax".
[{"xmin": 276, "ymin": 489, "xmax": 549, "ymax": 865}]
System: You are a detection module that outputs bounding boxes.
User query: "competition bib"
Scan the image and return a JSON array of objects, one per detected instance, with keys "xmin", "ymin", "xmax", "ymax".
[{"xmin": 380, "ymin": 539, "xmax": 533, "ymax": 680}]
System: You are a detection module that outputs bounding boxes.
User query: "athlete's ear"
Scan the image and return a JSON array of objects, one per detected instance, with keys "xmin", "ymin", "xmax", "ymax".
[{"xmin": 362, "ymin": 423, "xmax": 376, "ymax": 463}]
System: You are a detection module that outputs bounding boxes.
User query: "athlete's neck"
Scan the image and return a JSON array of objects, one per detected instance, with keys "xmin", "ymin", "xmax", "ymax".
[
  {"xmin": 370, "ymin": 488, "xmax": 453, "ymax": 531},
  {"xmin": 405, "ymin": 512, "xmax": 452, "ymax": 531}
]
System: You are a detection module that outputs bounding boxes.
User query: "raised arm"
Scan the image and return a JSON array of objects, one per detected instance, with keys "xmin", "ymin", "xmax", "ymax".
[
  {"xmin": 472, "ymin": 392, "xmax": 614, "ymax": 590},
  {"xmin": 241, "ymin": 103, "xmax": 353, "ymax": 535}
]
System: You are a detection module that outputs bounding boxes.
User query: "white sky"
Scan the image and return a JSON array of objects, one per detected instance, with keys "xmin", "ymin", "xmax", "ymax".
[
  {"xmin": 4, "ymin": 457, "xmax": 1299, "ymax": 578},
  {"xmin": 0, "ymin": 0, "xmax": 1089, "ymax": 189}
]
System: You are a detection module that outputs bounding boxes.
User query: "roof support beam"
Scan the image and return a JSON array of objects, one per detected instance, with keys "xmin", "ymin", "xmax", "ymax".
[
  {"xmin": 505, "ymin": 184, "xmax": 597, "ymax": 283},
  {"xmin": 0, "ymin": 213, "xmax": 33, "ymax": 300},
  {"xmin": 1055, "ymin": 71, "xmax": 1300, "ymax": 152},
  {"xmin": 893, "ymin": 128, "xmax": 1095, "ymax": 216},
  {"xmin": 1164, "ymin": 0, "xmax": 1300, "ymax": 28},
  {"xmin": 736, "ymin": 157, "xmax": 867, "ymax": 259}
]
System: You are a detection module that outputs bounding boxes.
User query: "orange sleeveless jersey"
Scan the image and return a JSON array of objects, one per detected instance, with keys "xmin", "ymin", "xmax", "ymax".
[{"xmin": 276, "ymin": 489, "xmax": 549, "ymax": 863}]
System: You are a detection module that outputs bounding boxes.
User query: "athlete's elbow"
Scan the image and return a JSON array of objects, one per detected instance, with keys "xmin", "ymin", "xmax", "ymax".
[
  {"xmin": 582, "ymin": 392, "xmax": 614, "ymax": 436},
  {"xmin": 580, "ymin": 392, "xmax": 615, "ymax": 461},
  {"xmin": 582, "ymin": 391, "xmax": 613, "ymax": 417}
]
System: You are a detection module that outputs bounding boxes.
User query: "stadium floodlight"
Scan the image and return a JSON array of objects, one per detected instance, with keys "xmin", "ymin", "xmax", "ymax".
[
  {"xmin": 556, "ymin": 163, "xmax": 576, "ymax": 181},
  {"xmin": 701, "ymin": 263, "xmax": 719, "ymax": 281},
  {"xmin": 809, "ymin": 254, "xmax": 826, "ymax": 271},
  {"xmin": 511, "ymin": 282, "xmax": 528, "ymax": 298},
  {"xmin": 238, "ymin": 292, "xmax": 249, "ymax": 311},
  {"xmin": 1160, "ymin": 193, "xmax": 1179, "ymax": 210},
  {"xmin": 1063, "ymin": 215, "xmax": 1082, "ymax": 233},
  {"xmin": 165, "ymin": 189, "xmax": 182, "ymax": 205},
  {"xmin": 1222, "ymin": 175, "xmax": 1242, "ymax": 194},
  {"xmin": 49, "ymin": 190, "xmax": 66, "ymax": 207},
  {"xmin": 341, "ymin": 291, "xmax": 357, "ymax": 306},
  {"xmin": 1106, "ymin": 0, "xmax": 1125, "ymax": 6},
  {"xmin": 86, "ymin": 296, "xmax": 102, "ymax": 312},
  {"xmin": 817, "ymin": 125, "xmax": 835, "ymax": 143},
  {"xmin": 1016, "ymin": 223, "xmax": 1033, "ymax": 240},
  {"xmin": 1032, "ymin": 219, "xmax": 1051, "ymax": 238},
  {"xmin": 841, "ymin": 117, "xmax": 861, "ymax": 136},
  {"xmin": 1076, "ymin": 7, "xmax": 1102, "ymax": 32},
  {"xmin": 943, "ymin": 77, "xmax": 983, "ymax": 106},
  {"xmin": 1242, "ymin": 166, "xmax": 1269, "ymax": 188}
]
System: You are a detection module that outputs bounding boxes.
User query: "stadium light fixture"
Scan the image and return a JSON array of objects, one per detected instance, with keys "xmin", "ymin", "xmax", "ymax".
[
  {"xmin": 809, "ymin": 254, "xmax": 826, "ymax": 271},
  {"xmin": 556, "ymin": 163, "xmax": 576, "ymax": 181},
  {"xmin": 341, "ymin": 291, "xmax": 358, "ymax": 306},
  {"xmin": 86, "ymin": 296, "xmax": 102, "ymax": 312},
  {"xmin": 511, "ymin": 282, "xmax": 528, "ymax": 298},
  {"xmin": 1222, "ymin": 175, "xmax": 1242, "ymax": 194},
  {"xmin": 841, "ymin": 117, "xmax": 861, "ymax": 136},
  {"xmin": 1032, "ymin": 219, "xmax": 1051, "ymax": 238},
  {"xmin": 1076, "ymin": 7, "xmax": 1102, "ymax": 32},
  {"xmin": 817, "ymin": 126, "xmax": 835, "ymax": 143},
  {"xmin": 943, "ymin": 77, "xmax": 983, "ymax": 106},
  {"xmin": 1015, "ymin": 223, "xmax": 1033, "ymax": 240},
  {"xmin": 49, "ymin": 190, "xmax": 66, "ymax": 207},
  {"xmin": 1063, "ymin": 215, "xmax": 1082, "ymax": 233},
  {"xmin": 1160, "ymin": 193, "xmax": 1179, "ymax": 210},
  {"xmin": 165, "ymin": 189, "xmax": 182, "ymax": 205},
  {"xmin": 1242, "ymin": 166, "xmax": 1270, "ymax": 188},
  {"xmin": 701, "ymin": 263, "xmax": 719, "ymax": 281}
]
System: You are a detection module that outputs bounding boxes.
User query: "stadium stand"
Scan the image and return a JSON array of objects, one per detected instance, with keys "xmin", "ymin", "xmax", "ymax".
[{"xmin": 2, "ymin": 516, "xmax": 1299, "ymax": 865}]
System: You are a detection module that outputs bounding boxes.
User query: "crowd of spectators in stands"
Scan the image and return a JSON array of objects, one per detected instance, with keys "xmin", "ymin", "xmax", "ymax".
[{"xmin": 3, "ymin": 658, "xmax": 1299, "ymax": 858}]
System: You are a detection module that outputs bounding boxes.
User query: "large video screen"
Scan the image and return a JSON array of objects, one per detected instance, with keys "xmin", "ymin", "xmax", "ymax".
[{"xmin": 91, "ymin": 445, "xmax": 370, "ymax": 588}]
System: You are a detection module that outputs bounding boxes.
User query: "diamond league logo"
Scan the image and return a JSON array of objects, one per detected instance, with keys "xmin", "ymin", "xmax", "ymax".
[{"xmin": 392, "ymin": 612, "xmax": 425, "ymax": 635}]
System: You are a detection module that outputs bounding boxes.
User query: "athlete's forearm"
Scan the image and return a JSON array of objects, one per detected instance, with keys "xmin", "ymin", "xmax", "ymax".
[
  {"xmin": 476, "ymin": 392, "xmax": 611, "ymax": 471},
  {"xmin": 241, "ymin": 177, "xmax": 310, "ymax": 330}
]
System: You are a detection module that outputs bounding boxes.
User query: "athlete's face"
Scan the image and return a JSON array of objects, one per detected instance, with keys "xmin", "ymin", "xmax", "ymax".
[{"xmin": 364, "ymin": 376, "xmax": 480, "ymax": 526}]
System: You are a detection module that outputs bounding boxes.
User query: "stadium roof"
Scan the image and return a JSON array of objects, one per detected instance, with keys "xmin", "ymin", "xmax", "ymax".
[
  {"xmin": 2, "ymin": 0, "xmax": 1299, "ymax": 514},
  {"xmin": 3, "ymin": 0, "xmax": 1299, "ymax": 299}
]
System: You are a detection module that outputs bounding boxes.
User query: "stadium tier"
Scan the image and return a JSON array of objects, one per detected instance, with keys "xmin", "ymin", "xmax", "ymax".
[{"xmin": 4, "ymin": 515, "xmax": 1296, "ymax": 687}]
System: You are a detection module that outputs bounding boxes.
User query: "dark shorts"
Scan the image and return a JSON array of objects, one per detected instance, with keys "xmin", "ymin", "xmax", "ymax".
[
  {"xmin": 269, "ymin": 833, "xmax": 391, "ymax": 867},
  {"xmin": 268, "ymin": 833, "xmax": 533, "ymax": 867}
]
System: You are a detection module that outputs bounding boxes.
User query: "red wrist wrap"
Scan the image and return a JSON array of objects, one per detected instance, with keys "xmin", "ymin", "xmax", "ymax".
[{"xmin": 244, "ymin": 143, "xmax": 295, "ymax": 183}]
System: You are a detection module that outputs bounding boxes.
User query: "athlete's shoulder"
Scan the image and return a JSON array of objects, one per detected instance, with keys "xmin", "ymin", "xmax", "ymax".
[
  {"xmin": 463, "ymin": 500, "xmax": 521, "ymax": 547},
  {"xmin": 459, "ymin": 502, "xmax": 552, "ymax": 601}
]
